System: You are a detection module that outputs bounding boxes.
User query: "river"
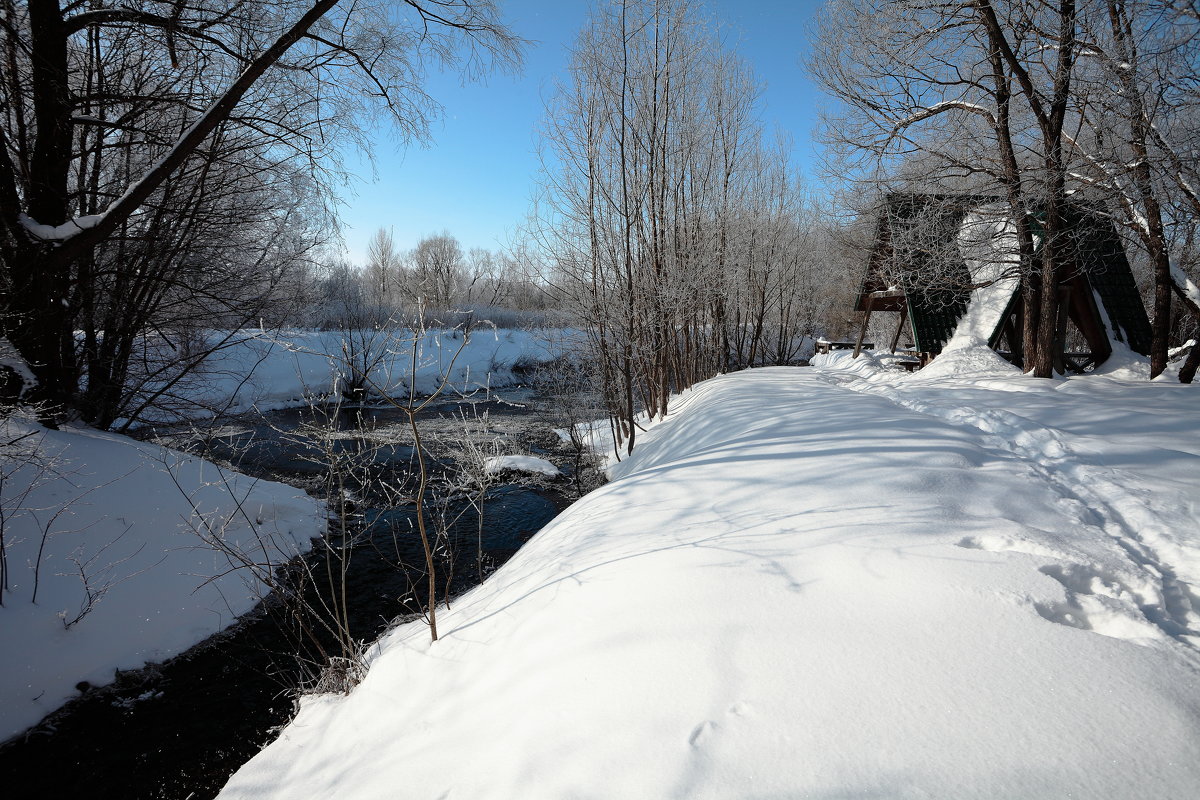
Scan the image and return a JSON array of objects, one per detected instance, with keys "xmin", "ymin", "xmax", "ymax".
[{"xmin": 0, "ymin": 386, "xmax": 597, "ymax": 799}]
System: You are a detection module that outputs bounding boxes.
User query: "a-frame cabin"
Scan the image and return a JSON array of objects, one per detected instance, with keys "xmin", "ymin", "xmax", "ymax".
[{"xmin": 854, "ymin": 194, "xmax": 1152, "ymax": 372}]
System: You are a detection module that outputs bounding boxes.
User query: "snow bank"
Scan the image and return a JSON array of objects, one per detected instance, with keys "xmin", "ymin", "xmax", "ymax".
[
  {"xmin": 130, "ymin": 327, "xmax": 564, "ymax": 424},
  {"xmin": 0, "ymin": 416, "xmax": 324, "ymax": 742},
  {"xmin": 220, "ymin": 364, "xmax": 1200, "ymax": 799}
]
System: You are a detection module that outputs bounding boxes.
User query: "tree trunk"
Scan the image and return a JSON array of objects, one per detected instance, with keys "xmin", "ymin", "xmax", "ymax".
[
  {"xmin": 1104, "ymin": 0, "xmax": 1173, "ymax": 377},
  {"xmin": 6, "ymin": 0, "xmax": 343, "ymax": 421}
]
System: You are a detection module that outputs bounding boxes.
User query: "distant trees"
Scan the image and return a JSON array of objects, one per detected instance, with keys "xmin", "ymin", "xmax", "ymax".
[
  {"xmin": 410, "ymin": 232, "xmax": 465, "ymax": 310},
  {"xmin": 810, "ymin": 0, "xmax": 1200, "ymax": 379},
  {"xmin": 533, "ymin": 0, "xmax": 846, "ymax": 454},
  {"xmin": 312, "ymin": 229, "xmax": 555, "ymax": 330},
  {"xmin": 0, "ymin": 0, "xmax": 521, "ymax": 425},
  {"xmin": 366, "ymin": 229, "xmax": 404, "ymax": 311}
]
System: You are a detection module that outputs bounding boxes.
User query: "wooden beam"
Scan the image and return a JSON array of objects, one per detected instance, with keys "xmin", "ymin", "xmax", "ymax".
[
  {"xmin": 854, "ymin": 296, "xmax": 876, "ymax": 358},
  {"xmin": 1053, "ymin": 286, "xmax": 1072, "ymax": 375},
  {"xmin": 1068, "ymin": 276, "xmax": 1112, "ymax": 366},
  {"xmin": 890, "ymin": 304, "xmax": 909, "ymax": 353}
]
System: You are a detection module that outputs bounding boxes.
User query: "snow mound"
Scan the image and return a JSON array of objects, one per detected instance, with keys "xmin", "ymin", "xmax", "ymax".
[
  {"xmin": 906, "ymin": 337, "xmax": 1021, "ymax": 381},
  {"xmin": 483, "ymin": 455, "xmax": 561, "ymax": 478},
  {"xmin": 219, "ymin": 367, "xmax": 1200, "ymax": 799}
]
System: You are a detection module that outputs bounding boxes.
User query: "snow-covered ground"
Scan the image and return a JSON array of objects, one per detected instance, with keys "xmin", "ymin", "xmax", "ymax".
[
  {"xmin": 0, "ymin": 328, "xmax": 563, "ymax": 742},
  {"xmin": 220, "ymin": 347, "xmax": 1200, "ymax": 799},
  {"xmin": 0, "ymin": 415, "xmax": 324, "ymax": 742},
  {"xmin": 129, "ymin": 327, "xmax": 564, "ymax": 425}
]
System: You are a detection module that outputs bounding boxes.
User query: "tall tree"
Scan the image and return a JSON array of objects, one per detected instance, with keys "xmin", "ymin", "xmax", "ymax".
[
  {"xmin": 410, "ymin": 231, "xmax": 465, "ymax": 309},
  {"xmin": 536, "ymin": 0, "xmax": 831, "ymax": 453},
  {"xmin": 366, "ymin": 227, "xmax": 403, "ymax": 312},
  {"xmin": 0, "ymin": 0, "xmax": 520, "ymax": 424}
]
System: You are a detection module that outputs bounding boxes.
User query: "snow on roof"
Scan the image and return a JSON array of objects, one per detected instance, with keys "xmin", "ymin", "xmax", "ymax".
[
  {"xmin": 952, "ymin": 205, "xmax": 1021, "ymax": 346},
  {"xmin": 219, "ymin": 365, "xmax": 1200, "ymax": 799}
]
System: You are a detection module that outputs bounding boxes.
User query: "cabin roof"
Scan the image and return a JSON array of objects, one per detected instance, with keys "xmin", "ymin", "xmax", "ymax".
[
  {"xmin": 1065, "ymin": 209, "xmax": 1153, "ymax": 355},
  {"xmin": 857, "ymin": 193, "xmax": 1152, "ymax": 357}
]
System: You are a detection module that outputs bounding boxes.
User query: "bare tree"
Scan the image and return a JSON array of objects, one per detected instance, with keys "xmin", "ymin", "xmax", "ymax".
[
  {"xmin": 462, "ymin": 247, "xmax": 500, "ymax": 306},
  {"xmin": 534, "ymin": 0, "xmax": 831, "ymax": 454},
  {"xmin": 365, "ymin": 227, "xmax": 404, "ymax": 312},
  {"xmin": 410, "ymin": 231, "xmax": 465, "ymax": 310},
  {"xmin": 0, "ymin": 0, "xmax": 522, "ymax": 425}
]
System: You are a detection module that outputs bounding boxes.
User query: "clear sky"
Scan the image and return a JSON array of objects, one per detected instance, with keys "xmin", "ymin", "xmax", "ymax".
[{"xmin": 337, "ymin": 0, "xmax": 828, "ymax": 264}]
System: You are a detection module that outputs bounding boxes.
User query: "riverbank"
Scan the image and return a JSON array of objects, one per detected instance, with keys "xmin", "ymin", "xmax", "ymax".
[
  {"xmin": 122, "ymin": 327, "xmax": 568, "ymax": 426},
  {"xmin": 0, "ymin": 328, "xmax": 566, "ymax": 744},
  {"xmin": 222, "ymin": 358, "xmax": 1200, "ymax": 799},
  {"xmin": 0, "ymin": 383, "xmax": 590, "ymax": 799},
  {"xmin": 0, "ymin": 418, "xmax": 324, "ymax": 744}
]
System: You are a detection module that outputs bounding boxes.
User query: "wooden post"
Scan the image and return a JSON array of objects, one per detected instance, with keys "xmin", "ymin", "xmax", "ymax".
[
  {"xmin": 890, "ymin": 304, "xmax": 909, "ymax": 353},
  {"xmin": 853, "ymin": 296, "xmax": 875, "ymax": 358},
  {"xmin": 1070, "ymin": 277, "xmax": 1111, "ymax": 368}
]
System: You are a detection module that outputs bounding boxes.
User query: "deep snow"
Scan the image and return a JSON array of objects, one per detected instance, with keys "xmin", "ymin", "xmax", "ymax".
[{"xmin": 219, "ymin": 349, "xmax": 1200, "ymax": 799}]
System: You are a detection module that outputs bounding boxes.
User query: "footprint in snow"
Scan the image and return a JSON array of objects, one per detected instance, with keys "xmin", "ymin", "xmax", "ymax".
[
  {"xmin": 688, "ymin": 702, "xmax": 752, "ymax": 748},
  {"xmin": 688, "ymin": 720, "xmax": 716, "ymax": 748}
]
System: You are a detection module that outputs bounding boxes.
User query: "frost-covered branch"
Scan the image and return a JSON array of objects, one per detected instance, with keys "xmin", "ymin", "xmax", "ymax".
[{"xmin": 893, "ymin": 100, "xmax": 997, "ymax": 132}]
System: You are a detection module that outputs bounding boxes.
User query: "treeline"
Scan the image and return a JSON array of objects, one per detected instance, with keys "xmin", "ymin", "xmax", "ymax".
[
  {"xmin": 532, "ymin": 0, "xmax": 852, "ymax": 454},
  {"xmin": 313, "ymin": 230, "xmax": 555, "ymax": 330}
]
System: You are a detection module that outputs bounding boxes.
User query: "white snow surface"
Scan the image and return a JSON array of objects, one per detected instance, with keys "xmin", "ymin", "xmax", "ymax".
[
  {"xmin": 483, "ymin": 455, "xmax": 562, "ymax": 478},
  {"xmin": 128, "ymin": 327, "xmax": 562, "ymax": 424},
  {"xmin": 221, "ymin": 349, "xmax": 1200, "ymax": 799},
  {"xmin": 0, "ymin": 417, "xmax": 324, "ymax": 741}
]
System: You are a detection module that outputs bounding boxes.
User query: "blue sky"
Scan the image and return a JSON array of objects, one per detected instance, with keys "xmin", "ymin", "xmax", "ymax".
[{"xmin": 337, "ymin": 0, "xmax": 827, "ymax": 263}]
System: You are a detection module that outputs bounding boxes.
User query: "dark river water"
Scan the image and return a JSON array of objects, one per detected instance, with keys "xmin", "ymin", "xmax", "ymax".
[{"xmin": 0, "ymin": 387, "xmax": 594, "ymax": 799}]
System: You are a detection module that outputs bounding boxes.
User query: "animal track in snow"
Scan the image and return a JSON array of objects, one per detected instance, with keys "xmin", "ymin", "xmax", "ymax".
[
  {"xmin": 687, "ymin": 703, "xmax": 752, "ymax": 749},
  {"xmin": 688, "ymin": 720, "xmax": 716, "ymax": 748},
  {"xmin": 829, "ymin": 377, "xmax": 1199, "ymax": 647}
]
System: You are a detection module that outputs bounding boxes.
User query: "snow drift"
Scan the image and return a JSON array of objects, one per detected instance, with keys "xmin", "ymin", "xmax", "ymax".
[{"xmin": 219, "ymin": 357, "xmax": 1200, "ymax": 799}]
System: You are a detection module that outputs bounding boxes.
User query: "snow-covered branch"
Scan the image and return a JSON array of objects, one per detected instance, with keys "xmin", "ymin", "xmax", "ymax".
[
  {"xmin": 893, "ymin": 100, "xmax": 996, "ymax": 132},
  {"xmin": 18, "ymin": 212, "xmax": 104, "ymax": 243}
]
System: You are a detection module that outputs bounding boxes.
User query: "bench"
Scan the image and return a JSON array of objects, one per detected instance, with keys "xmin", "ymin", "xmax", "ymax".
[{"xmin": 816, "ymin": 340, "xmax": 872, "ymax": 355}]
